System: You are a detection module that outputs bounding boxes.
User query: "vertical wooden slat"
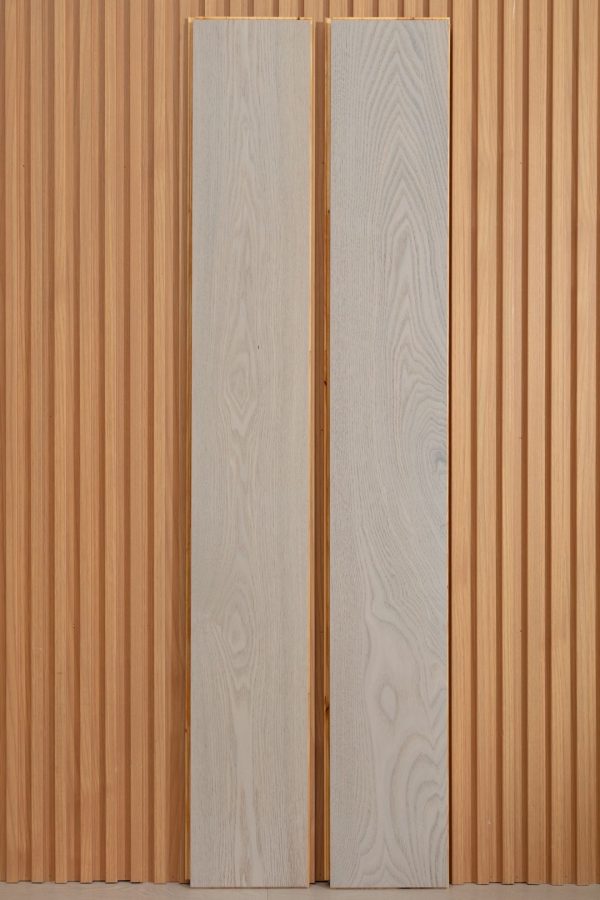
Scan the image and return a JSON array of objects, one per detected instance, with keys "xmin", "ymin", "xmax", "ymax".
[
  {"xmin": 353, "ymin": 0, "xmax": 375, "ymax": 18},
  {"xmin": 104, "ymin": 0, "xmax": 128, "ymax": 881},
  {"xmin": 501, "ymin": 0, "xmax": 525, "ymax": 884},
  {"xmin": 329, "ymin": 1, "xmax": 350, "ymax": 19},
  {"xmin": 278, "ymin": 0, "xmax": 300, "ymax": 16},
  {"xmin": 429, "ymin": 0, "xmax": 448, "ymax": 17},
  {"xmin": 130, "ymin": 0, "xmax": 152, "ymax": 883},
  {"xmin": 403, "ymin": 0, "xmax": 427, "ymax": 17},
  {"xmin": 0, "ymin": 0, "xmax": 7, "ymax": 858},
  {"xmin": 205, "ymin": 0, "xmax": 228, "ymax": 16},
  {"xmin": 476, "ymin": 0, "xmax": 500, "ymax": 881},
  {"xmin": 42, "ymin": 0, "xmax": 57, "ymax": 879},
  {"xmin": 230, "ymin": 0, "xmax": 251, "ymax": 15},
  {"xmin": 79, "ymin": 0, "xmax": 103, "ymax": 882},
  {"xmin": 54, "ymin": 0, "xmax": 79, "ymax": 882},
  {"xmin": 309, "ymin": 15, "xmax": 316, "ymax": 884},
  {"xmin": 104, "ymin": 0, "xmax": 117, "ymax": 879},
  {"xmin": 378, "ymin": 0, "xmax": 400, "ymax": 16},
  {"xmin": 120, "ymin": 5, "xmax": 132, "ymax": 876},
  {"xmin": 5, "ymin": 0, "xmax": 32, "ymax": 881},
  {"xmin": 30, "ymin": 0, "xmax": 51, "ymax": 883},
  {"xmin": 450, "ymin": 0, "xmax": 475, "ymax": 883},
  {"xmin": 0, "ymin": 0, "xmax": 7, "ymax": 879},
  {"xmin": 254, "ymin": 0, "xmax": 277, "ymax": 16},
  {"xmin": 169, "ymin": 1, "xmax": 186, "ymax": 882},
  {"xmin": 575, "ymin": 0, "xmax": 599, "ymax": 885},
  {"xmin": 526, "ymin": 0, "xmax": 550, "ymax": 883},
  {"xmin": 550, "ymin": 0, "xmax": 574, "ymax": 884},
  {"xmin": 153, "ymin": 0, "xmax": 171, "ymax": 881}
]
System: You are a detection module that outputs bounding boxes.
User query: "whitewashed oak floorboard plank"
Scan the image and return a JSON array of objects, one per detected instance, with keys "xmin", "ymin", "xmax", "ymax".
[
  {"xmin": 328, "ymin": 19, "xmax": 450, "ymax": 888},
  {"xmin": 190, "ymin": 19, "xmax": 313, "ymax": 888}
]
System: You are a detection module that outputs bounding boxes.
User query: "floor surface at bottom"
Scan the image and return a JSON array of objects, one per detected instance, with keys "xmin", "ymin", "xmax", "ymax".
[{"xmin": 0, "ymin": 883, "xmax": 599, "ymax": 899}]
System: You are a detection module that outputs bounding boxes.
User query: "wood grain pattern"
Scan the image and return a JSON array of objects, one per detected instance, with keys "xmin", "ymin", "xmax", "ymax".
[
  {"xmin": 0, "ymin": 0, "xmax": 188, "ymax": 883},
  {"xmin": 0, "ymin": 0, "xmax": 600, "ymax": 887},
  {"xmin": 525, "ymin": 0, "xmax": 550, "ymax": 884},
  {"xmin": 129, "ymin": 0, "xmax": 151, "ymax": 882},
  {"xmin": 79, "ymin": 0, "xmax": 103, "ymax": 882},
  {"xmin": 575, "ymin": 0, "xmax": 599, "ymax": 885},
  {"xmin": 5, "ymin": 0, "xmax": 32, "ymax": 882},
  {"xmin": 476, "ymin": 0, "xmax": 500, "ymax": 879},
  {"xmin": 449, "ymin": 0, "xmax": 475, "ymax": 884},
  {"xmin": 451, "ymin": 0, "xmax": 599, "ymax": 885},
  {"xmin": 53, "ymin": 0, "xmax": 78, "ymax": 881},
  {"xmin": 328, "ymin": 19, "xmax": 449, "ymax": 888},
  {"xmin": 30, "ymin": 0, "xmax": 52, "ymax": 882},
  {"xmin": 501, "ymin": 0, "xmax": 525, "ymax": 884},
  {"xmin": 190, "ymin": 19, "xmax": 312, "ymax": 888},
  {"xmin": 549, "ymin": 0, "xmax": 575, "ymax": 884}
]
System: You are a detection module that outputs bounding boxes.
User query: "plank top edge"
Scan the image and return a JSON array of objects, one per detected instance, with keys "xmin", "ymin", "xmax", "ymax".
[{"xmin": 187, "ymin": 16, "xmax": 314, "ymax": 21}]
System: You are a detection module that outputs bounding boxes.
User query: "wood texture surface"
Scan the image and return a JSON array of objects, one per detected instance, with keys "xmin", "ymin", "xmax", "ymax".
[
  {"xmin": 190, "ymin": 18, "xmax": 312, "ymax": 888},
  {"xmin": 0, "ymin": 0, "xmax": 193, "ymax": 882},
  {"xmin": 0, "ymin": 0, "xmax": 600, "ymax": 887},
  {"xmin": 328, "ymin": 19, "xmax": 449, "ymax": 888},
  {"xmin": 449, "ymin": 0, "xmax": 600, "ymax": 885}
]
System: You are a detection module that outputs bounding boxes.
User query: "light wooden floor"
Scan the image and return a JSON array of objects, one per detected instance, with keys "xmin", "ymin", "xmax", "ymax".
[{"xmin": 0, "ymin": 885, "xmax": 599, "ymax": 898}]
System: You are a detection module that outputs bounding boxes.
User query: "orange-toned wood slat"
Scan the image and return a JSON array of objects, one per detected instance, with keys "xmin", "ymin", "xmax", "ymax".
[
  {"xmin": 79, "ymin": 0, "xmax": 103, "ymax": 883},
  {"xmin": 204, "ymin": 0, "xmax": 228, "ymax": 16},
  {"xmin": 129, "ymin": 0, "xmax": 151, "ymax": 883},
  {"xmin": 525, "ymin": 0, "xmax": 550, "ymax": 885},
  {"xmin": 278, "ymin": 0, "xmax": 301, "ymax": 16},
  {"xmin": 53, "ymin": 0, "xmax": 79, "ymax": 882},
  {"xmin": 168, "ymin": 0, "xmax": 187, "ymax": 881},
  {"xmin": 450, "ymin": 0, "xmax": 475, "ymax": 885},
  {"xmin": 378, "ymin": 0, "xmax": 399, "ymax": 18},
  {"xmin": 550, "ymin": 0, "xmax": 575, "ymax": 884},
  {"xmin": 403, "ymin": 0, "xmax": 427, "ymax": 17},
  {"xmin": 501, "ymin": 0, "xmax": 525, "ymax": 884},
  {"xmin": 575, "ymin": 0, "xmax": 599, "ymax": 885},
  {"xmin": 152, "ymin": 0, "xmax": 175, "ymax": 882},
  {"xmin": 30, "ymin": 0, "xmax": 53, "ymax": 883},
  {"xmin": 5, "ymin": 0, "xmax": 32, "ymax": 882},
  {"xmin": 352, "ymin": 0, "xmax": 375, "ymax": 17},
  {"xmin": 104, "ymin": 0, "xmax": 128, "ymax": 881},
  {"xmin": 328, "ymin": 0, "xmax": 350, "ymax": 16},
  {"xmin": 40, "ymin": 0, "xmax": 58, "ymax": 879},
  {"xmin": 229, "ymin": 0, "xmax": 250, "ymax": 15},
  {"xmin": 0, "ymin": 0, "xmax": 6, "ymax": 872},
  {"xmin": 475, "ymin": 0, "xmax": 500, "ymax": 880},
  {"xmin": 429, "ymin": 0, "xmax": 448, "ymax": 16}
]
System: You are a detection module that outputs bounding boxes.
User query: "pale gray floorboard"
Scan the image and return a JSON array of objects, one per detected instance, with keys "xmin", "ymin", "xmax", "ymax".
[
  {"xmin": 190, "ymin": 19, "xmax": 312, "ymax": 888},
  {"xmin": 329, "ymin": 19, "xmax": 450, "ymax": 888}
]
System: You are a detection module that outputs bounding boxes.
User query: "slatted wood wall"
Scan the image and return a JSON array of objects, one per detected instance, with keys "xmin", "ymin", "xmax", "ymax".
[
  {"xmin": 0, "ymin": 0, "xmax": 599, "ymax": 886},
  {"xmin": 450, "ymin": 0, "xmax": 600, "ymax": 885},
  {"xmin": 0, "ymin": 0, "xmax": 191, "ymax": 882}
]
